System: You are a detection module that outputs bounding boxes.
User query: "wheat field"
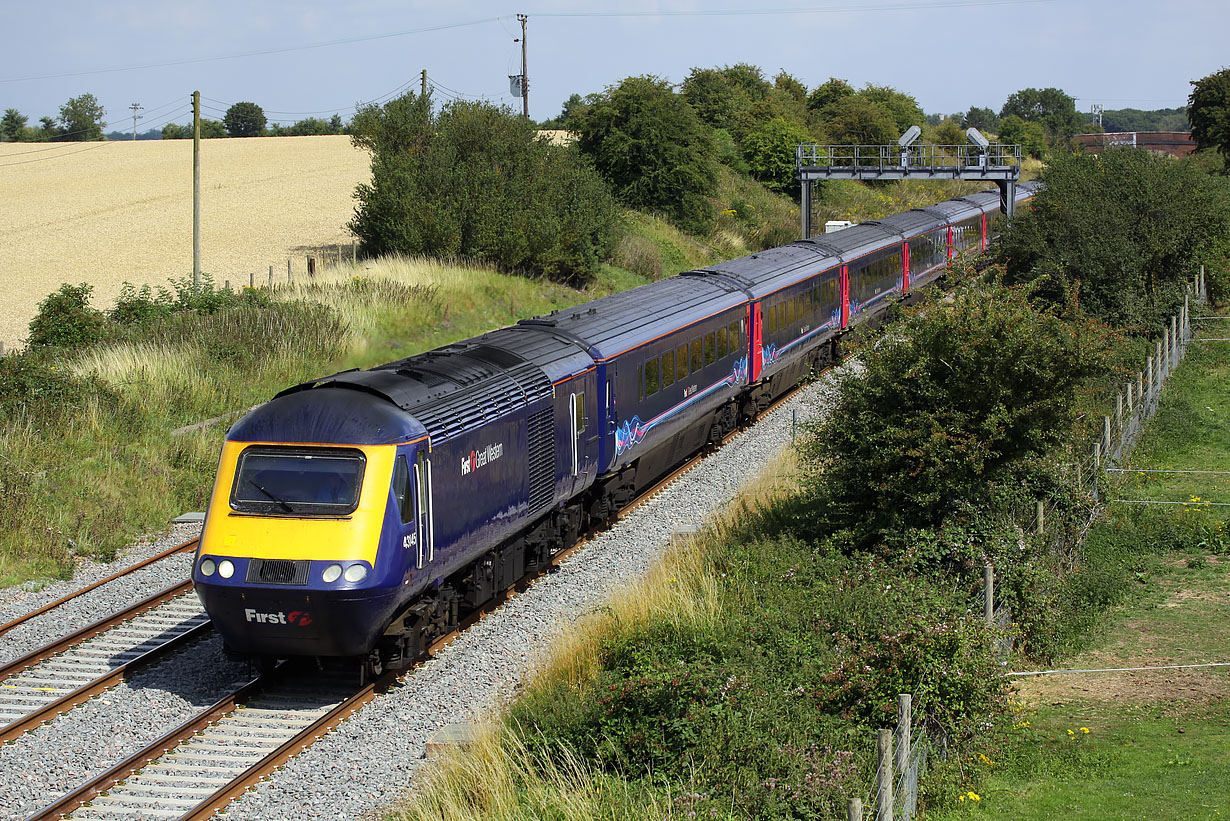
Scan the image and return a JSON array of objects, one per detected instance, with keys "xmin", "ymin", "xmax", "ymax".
[{"xmin": 0, "ymin": 135, "xmax": 371, "ymax": 350}]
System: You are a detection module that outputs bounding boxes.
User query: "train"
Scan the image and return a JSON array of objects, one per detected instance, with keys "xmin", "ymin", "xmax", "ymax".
[{"xmin": 192, "ymin": 181, "xmax": 1038, "ymax": 675}]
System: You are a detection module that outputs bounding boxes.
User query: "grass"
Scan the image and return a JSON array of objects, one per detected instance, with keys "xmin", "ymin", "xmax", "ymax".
[
  {"xmin": 0, "ymin": 135, "xmax": 370, "ymax": 352},
  {"xmin": 925, "ymin": 312, "xmax": 1230, "ymax": 820}
]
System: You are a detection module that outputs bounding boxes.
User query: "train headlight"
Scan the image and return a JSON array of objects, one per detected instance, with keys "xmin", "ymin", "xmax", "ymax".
[
  {"xmin": 199, "ymin": 558, "xmax": 216, "ymax": 577},
  {"xmin": 322, "ymin": 564, "xmax": 343, "ymax": 583},
  {"xmin": 344, "ymin": 564, "xmax": 369, "ymax": 583},
  {"xmin": 218, "ymin": 560, "xmax": 235, "ymax": 579}
]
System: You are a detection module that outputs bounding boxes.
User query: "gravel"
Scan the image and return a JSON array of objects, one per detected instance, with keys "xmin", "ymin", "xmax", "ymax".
[
  {"xmin": 0, "ymin": 522, "xmax": 203, "ymax": 667},
  {"xmin": 0, "ymin": 370, "xmax": 842, "ymax": 821},
  {"xmin": 220, "ymin": 370, "xmax": 844, "ymax": 821}
]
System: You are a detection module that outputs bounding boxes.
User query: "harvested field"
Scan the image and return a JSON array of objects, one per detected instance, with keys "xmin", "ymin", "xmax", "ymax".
[{"xmin": 0, "ymin": 135, "xmax": 370, "ymax": 350}]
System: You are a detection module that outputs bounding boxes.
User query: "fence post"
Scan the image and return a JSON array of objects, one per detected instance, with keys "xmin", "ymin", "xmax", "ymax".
[
  {"xmin": 1136, "ymin": 371, "xmax": 1144, "ymax": 408},
  {"xmin": 1171, "ymin": 316, "xmax": 1179, "ymax": 366},
  {"xmin": 984, "ymin": 564, "xmax": 994, "ymax": 623},
  {"xmin": 352, "ymin": 240, "xmax": 358, "ymax": 263},
  {"xmin": 1036, "ymin": 500, "xmax": 1045, "ymax": 535},
  {"xmin": 1093, "ymin": 442, "xmax": 1101, "ymax": 471},
  {"xmin": 1103, "ymin": 416, "xmax": 1112, "ymax": 458},
  {"xmin": 224, "ymin": 279, "xmax": 230, "ymax": 291},
  {"xmin": 268, "ymin": 265, "xmax": 274, "ymax": 287},
  {"xmin": 1154, "ymin": 340, "xmax": 1163, "ymax": 390},
  {"xmin": 1163, "ymin": 327, "xmax": 1171, "ymax": 376},
  {"xmin": 877, "ymin": 729, "xmax": 894, "ymax": 821},
  {"xmin": 848, "ymin": 798, "xmax": 864, "ymax": 821},
  {"xmin": 249, "ymin": 272, "xmax": 254, "ymax": 288},
  {"xmin": 1115, "ymin": 393, "xmax": 1123, "ymax": 428},
  {"xmin": 1146, "ymin": 357, "xmax": 1154, "ymax": 400},
  {"xmin": 896, "ymin": 694, "xmax": 912, "ymax": 774},
  {"xmin": 1126, "ymin": 380, "xmax": 1133, "ymax": 414},
  {"xmin": 336, "ymin": 243, "xmax": 343, "ymax": 268},
  {"xmin": 308, "ymin": 257, "xmax": 316, "ymax": 278},
  {"xmin": 287, "ymin": 259, "xmax": 292, "ymax": 282}
]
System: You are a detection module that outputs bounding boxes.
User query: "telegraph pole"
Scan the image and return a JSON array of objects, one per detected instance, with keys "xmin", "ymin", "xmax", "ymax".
[
  {"xmin": 192, "ymin": 91, "xmax": 201, "ymax": 284},
  {"xmin": 129, "ymin": 103, "xmax": 143, "ymax": 140},
  {"xmin": 518, "ymin": 13, "xmax": 529, "ymax": 119},
  {"xmin": 421, "ymin": 69, "xmax": 427, "ymax": 98}
]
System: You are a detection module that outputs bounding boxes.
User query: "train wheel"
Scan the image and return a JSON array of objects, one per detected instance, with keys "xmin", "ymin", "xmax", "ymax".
[{"xmin": 363, "ymin": 651, "xmax": 384, "ymax": 683}]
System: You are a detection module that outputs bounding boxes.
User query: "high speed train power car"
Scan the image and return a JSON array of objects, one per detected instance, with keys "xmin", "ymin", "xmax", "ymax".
[{"xmin": 192, "ymin": 182, "xmax": 1037, "ymax": 675}]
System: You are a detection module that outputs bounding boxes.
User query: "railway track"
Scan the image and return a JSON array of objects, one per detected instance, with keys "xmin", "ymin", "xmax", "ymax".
[{"xmin": 18, "ymin": 380, "xmax": 823, "ymax": 820}]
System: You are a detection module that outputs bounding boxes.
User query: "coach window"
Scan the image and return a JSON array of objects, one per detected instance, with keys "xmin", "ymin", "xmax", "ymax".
[
  {"xmin": 766, "ymin": 302, "xmax": 776, "ymax": 334},
  {"xmin": 662, "ymin": 351, "xmax": 675, "ymax": 388},
  {"xmin": 676, "ymin": 344, "xmax": 689, "ymax": 382},
  {"xmin": 574, "ymin": 392, "xmax": 587, "ymax": 435},
  {"xmin": 691, "ymin": 338, "xmax": 703, "ymax": 373},
  {"xmin": 717, "ymin": 327, "xmax": 728, "ymax": 358},
  {"xmin": 729, "ymin": 321, "xmax": 741, "ymax": 348},
  {"xmin": 645, "ymin": 358, "xmax": 660, "ymax": 396},
  {"xmin": 778, "ymin": 302, "xmax": 787, "ymax": 331},
  {"xmin": 704, "ymin": 332, "xmax": 715, "ymax": 366}
]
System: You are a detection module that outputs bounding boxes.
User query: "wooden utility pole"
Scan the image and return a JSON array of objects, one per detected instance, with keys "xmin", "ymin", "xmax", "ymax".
[
  {"xmin": 192, "ymin": 90, "xmax": 201, "ymax": 284},
  {"xmin": 518, "ymin": 13, "xmax": 529, "ymax": 118},
  {"xmin": 421, "ymin": 69, "xmax": 427, "ymax": 98}
]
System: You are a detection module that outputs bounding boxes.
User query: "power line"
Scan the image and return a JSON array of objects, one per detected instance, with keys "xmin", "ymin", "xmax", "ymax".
[
  {"xmin": 0, "ymin": 18, "xmax": 502, "ymax": 84},
  {"xmin": 533, "ymin": 0, "xmax": 1058, "ymax": 18}
]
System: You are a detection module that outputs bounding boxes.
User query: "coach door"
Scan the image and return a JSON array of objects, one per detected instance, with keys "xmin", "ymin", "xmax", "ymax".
[
  {"xmin": 750, "ymin": 303, "xmax": 763, "ymax": 381},
  {"xmin": 840, "ymin": 265, "xmax": 850, "ymax": 330}
]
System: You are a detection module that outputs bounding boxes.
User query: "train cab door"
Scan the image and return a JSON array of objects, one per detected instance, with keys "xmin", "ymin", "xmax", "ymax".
[
  {"xmin": 568, "ymin": 382, "xmax": 596, "ymax": 494},
  {"xmin": 750, "ymin": 303, "xmax": 763, "ymax": 381},
  {"xmin": 411, "ymin": 449, "xmax": 435, "ymax": 570},
  {"xmin": 902, "ymin": 242, "xmax": 911, "ymax": 293}
]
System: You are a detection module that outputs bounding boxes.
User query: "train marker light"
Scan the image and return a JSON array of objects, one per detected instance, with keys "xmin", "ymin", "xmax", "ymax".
[
  {"xmin": 200, "ymin": 558, "xmax": 216, "ymax": 577},
  {"xmin": 322, "ymin": 564, "xmax": 343, "ymax": 583},
  {"xmin": 344, "ymin": 564, "xmax": 369, "ymax": 583},
  {"xmin": 218, "ymin": 560, "xmax": 235, "ymax": 579}
]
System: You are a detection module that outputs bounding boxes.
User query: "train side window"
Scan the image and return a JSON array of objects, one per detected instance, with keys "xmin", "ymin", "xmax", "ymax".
[
  {"xmin": 766, "ymin": 302, "xmax": 776, "ymax": 334},
  {"xmin": 786, "ymin": 297, "xmax": 794, "ymax": 325},
  {"xmin": 717, "ymin": 326, "xmax": 728, "ymax": 358},
  {"xmin": 691, "ymin": 338, "xmax": 702, "ymax": 373},
  {"xmin": 676, "ymin": 344, "xmax": 689, "ymax": 382},
  {"xmin": 805, "ymin": 290, "xmax": 813, "ymax": 316},
  {"xmin": 778, "ymin": 302, "xmax": 787, "ymax": 330},
  {"xmin": 704, "ymin": 332, "xmax": 715, "ymax": 365},
  {"xmin": 730, "ymin": 321, "xmax": 741, "ymax": 348},
  {"xmin": 393, "ymin": 454, "xmax": 412, "ymax": 525},
  {"xmin": 645, "ymin": 359, "xmax": 660, "ymax": 396},
  {"xmin": 662, "ymin": 351, "xmax": 675, "ymax": 388}
]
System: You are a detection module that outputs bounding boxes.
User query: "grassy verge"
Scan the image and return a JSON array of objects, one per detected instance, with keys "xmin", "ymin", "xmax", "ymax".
[{"xmin": 925, "ymin": 319, "xmax": 1230, "ymax": 819}]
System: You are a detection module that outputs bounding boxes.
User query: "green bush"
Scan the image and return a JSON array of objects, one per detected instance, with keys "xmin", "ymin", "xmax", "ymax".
[
  {"xmin": 27, "ymin": 283, "xmax": 106, "ymax": 349},
  {"xmin": 349, "ymin": 94, "xmax": 618, "ymax": 283}
]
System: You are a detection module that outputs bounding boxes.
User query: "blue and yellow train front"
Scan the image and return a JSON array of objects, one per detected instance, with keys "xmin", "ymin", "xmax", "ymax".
[{"xmin": 193, "ymin": 389, "xmax": 426, "ymax": 660}]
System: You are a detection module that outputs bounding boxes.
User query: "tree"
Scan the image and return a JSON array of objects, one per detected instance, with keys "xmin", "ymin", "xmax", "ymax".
[
  {"xmin": 200, "ymin": 119, "xmax": 227, "ymax": 138},
  {"xmin": 287, "ymin": 117, "xmax": 341, "ymax": 136},
  {"xmin": 962, "ymin": 106, "xmax": 1000, "ymax": 133},
  {"xmin": 931, "ymin": 117, "xmax": 965, "ymax": 146},
  {"xmin": 56, "ymin": 93, "xmax": 106, "ymax": 141},
  {"xmin": 575, "ymin": 75, "xmax": 718, "ymax": 234},
  {"xmin": 1, "ymin": 108, "xmax": 27, "ymax": 141},
  {"xmin": 998, "ymin": 149, "xmax": 1230, "ymax": 329},
  {"xmin": 859, "ymin": 84, "xmax": 924, "ymax": 135},
  {"xmin": 807, "ymin": 77, "xmax": 855, "ymax": 113},
  {"xmin": 161, "ymin": 123, "xmax": 192, "ymax": 139},
  {"xmin": 223, "ymin": 102, "xmax": 266, "ymax": 137},
  {"xmin": 823, "ymin": 96, "xmax": 898, "ymax": 146},
  {"xmin": 349, "ymin": 93, "xmax": 618, "ymax": 282},
  {"xmin": 801, "ymin": 281, "xmax": 1110, "ymax": 547},
  {"xmin": 539, "ymin": 93, "xmax": 588, "ymax": 130},
  {"xmin": 1188, "ymin": 68, "xmax": 1230, "ymax": 165},
  {"xmin": 999, "ymin": 87, "xmax": 1084, "ymax": 143},
  {"xmin": 681, "ymin": 64, "xmax": 773, "ymax": 136},
  {"xmin": 997, "ymin": 115, "xmax": 1047, "ymax": 159},
  {"xmin": 741, "ymin": 116, "xmax": 815, "ymax": 194}
]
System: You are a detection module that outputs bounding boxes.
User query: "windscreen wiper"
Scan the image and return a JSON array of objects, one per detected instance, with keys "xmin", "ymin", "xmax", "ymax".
[{"xmin": 248, "ymin": 480, "xmax": 295, "ymax": 513}]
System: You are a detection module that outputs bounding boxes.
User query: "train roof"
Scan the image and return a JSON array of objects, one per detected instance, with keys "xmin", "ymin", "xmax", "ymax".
[
  {"xmin": 270, "ymin": 339, "xmax": 559, "ymax": 444},
  {"xmin": 918, "ymin": 197, "xmax": 983, "ymax": 223},
  {"xmin": 697, "ymin": 244, "xmax": 833, "ymax": 299},
  {"xmin": 795, "ymin": 222, "xmax": 901, "ymax": 261},
  {"xmin": 518, "ymin": 275, "xmax": 747, "ymax": 362},
  {"xmin": 866, "ymin": 209, "xmax": 946, "ymax": 239}
]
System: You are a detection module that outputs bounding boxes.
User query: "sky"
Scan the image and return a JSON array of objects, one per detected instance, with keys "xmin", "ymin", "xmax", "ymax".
[{"xmin": 2, "ymin": 0, "xmax": 1226, "ymax": 136}]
